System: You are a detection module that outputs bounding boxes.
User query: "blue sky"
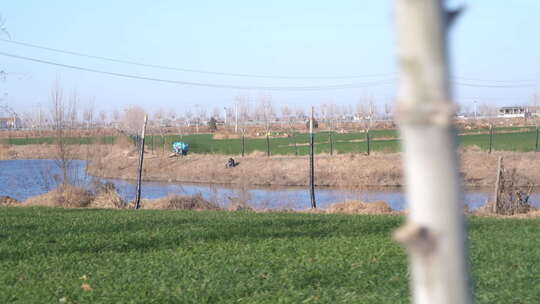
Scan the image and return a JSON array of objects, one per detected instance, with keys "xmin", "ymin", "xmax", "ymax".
[{"xmin": 1, "ymin": 0, "xmax": 539, "ymax": 115}]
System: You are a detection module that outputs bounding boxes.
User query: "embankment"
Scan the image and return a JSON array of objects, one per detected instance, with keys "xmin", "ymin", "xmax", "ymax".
[
  {"xmin": 86, "ymin": 148, "xmax": 540, "ymax": 188},
  {"xmin": 1, "ymin": 144, "xmax": 539, "ymax": 188}
]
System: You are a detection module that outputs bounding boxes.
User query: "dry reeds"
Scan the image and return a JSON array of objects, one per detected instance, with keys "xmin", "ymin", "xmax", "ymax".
[
  {"xmin": 306, "ymin": 200, "xmax": 397, "ymax": 215},
  {"xmin": 24, "ymin": 185, "xmax": 94, "ymax": 208},
  {"xmin": 136, "ymin": 194, "xmax": 221, "ymax": 211},
  {"xmin": 0, "ymin": 196, "xmax": 20, "ymax": 207}
]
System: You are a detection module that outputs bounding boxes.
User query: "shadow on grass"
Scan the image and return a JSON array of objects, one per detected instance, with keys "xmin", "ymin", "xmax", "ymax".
[{"xmin": 1, "ymin": 208, "xmax": 403, "ymax": 261}]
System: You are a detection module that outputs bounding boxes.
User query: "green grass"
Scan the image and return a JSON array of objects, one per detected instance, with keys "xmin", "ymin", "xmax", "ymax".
[
  {"xmin": 2, "ymin": 127, "xmax": 538, "ymax": 154},
  {"xmin": 1, "ymin": 208, "xmax": 538, "ymax": 303}
]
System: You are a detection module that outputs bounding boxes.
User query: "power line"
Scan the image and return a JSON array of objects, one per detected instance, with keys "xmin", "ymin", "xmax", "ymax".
[
  {"xmin": 0, "ymin": 38, "xmax": 393, "ymax": 80},
  {"xmin": 453, "ymin": 81, "xmax": 540, "ymax": 88},
  {"xmin": 456, "ymin": 76, "xmax": 540, "ymax": 84},
  {"xmin": 3, "ymin": 38, "xmax": 539, "ymax": 86},
  {"xmin": 0, "ymin": 51, "xmax": 396, "ymax": 91}
]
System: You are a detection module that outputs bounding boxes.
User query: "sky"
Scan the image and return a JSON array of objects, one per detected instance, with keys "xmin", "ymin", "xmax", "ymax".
[{"xmin": 1, "ymin": 0, "xmax": 539, "ymax": 116}]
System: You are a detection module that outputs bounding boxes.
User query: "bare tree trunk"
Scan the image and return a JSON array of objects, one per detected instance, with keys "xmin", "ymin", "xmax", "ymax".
[
  {"xmin": 492, "ymin": 156, "xmax": 503, "ymax": 213},
  {"xmin": 392, "ymin": 1, "xmax": 471, "ymax": 304}
]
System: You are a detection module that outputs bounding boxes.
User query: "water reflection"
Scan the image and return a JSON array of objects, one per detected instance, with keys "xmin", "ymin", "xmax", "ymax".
[{"xmin": 1, "ymin": 159, "xmax": 538, "ymax": 211}]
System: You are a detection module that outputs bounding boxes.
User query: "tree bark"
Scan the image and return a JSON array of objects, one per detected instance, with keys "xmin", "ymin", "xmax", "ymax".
[{"xmin": 392, "ymin": 1, "xmax": 471, "ymax": 304}]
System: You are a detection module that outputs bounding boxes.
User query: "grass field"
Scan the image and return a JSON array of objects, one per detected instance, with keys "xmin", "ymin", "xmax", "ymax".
[
  {"xmin": 1, "ymin": 208, "xmax": 538, "ymax": 303},
  {"xmin": 3, "ymin": 127, "xmax": 539, "ymax": 155}
]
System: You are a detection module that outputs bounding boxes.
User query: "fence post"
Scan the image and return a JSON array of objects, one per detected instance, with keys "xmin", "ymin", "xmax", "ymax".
[
  {"xmin": 488, "ymin": 124, "xmax": 493, "ymax": 153},
  {"xmin": 266, "ymin": 133, "xmax": 270, "ymax": 157},
  {"xmin": 309, "ymin": 106, "xmax": 316, "ymax": 208},
  {"xmin": 241, "ymin": 132, "xmax": 245, "ymax": 157},
  {"xmin": 366, "ymin": 130, "xmax": 371, "ymax": 156},
  {"xmin": 293, "ymin": 132, "xmax": 298, "ymax": 156},
  {"xmin": 329, "ymin": 131, "xmax": 333, "ymax": 155},
  {"xmin": 135, "ymin": 115, "xmax": 148, "ymax": 209},
  {"xmin": 392, "ymin": 1, "xmax": 471, "ymax": 304},
  {"xmin": 535, "ymin": 126, "xmax": 539, "ymax": 152}
]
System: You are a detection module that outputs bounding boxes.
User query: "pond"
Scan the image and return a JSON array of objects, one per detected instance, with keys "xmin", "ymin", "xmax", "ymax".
[{"xmin": 1, "ymin": 159, "xmax": 539, "ymax": 211}]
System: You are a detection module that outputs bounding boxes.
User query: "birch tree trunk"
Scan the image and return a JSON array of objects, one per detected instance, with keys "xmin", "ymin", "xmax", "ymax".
[{"xmin": 392, "ymin": 1, "xmax": 471, "ymax": 304}]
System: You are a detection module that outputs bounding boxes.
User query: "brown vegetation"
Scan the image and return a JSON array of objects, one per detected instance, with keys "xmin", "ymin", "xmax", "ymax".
[
  {"xmin": 86, "ymin": 148, "xmax": 540, "ymax": 188},
  {"xmin": 307, "ymin": 200, "xmax": 397, "ymax": 215},
  {"xmin": 0, "ymin": 196, "xmax": 20, "ymax": 207},
  {"xmin": 25, "ymin": 185, "xmax": 94, "ymax": 208},
  {"xmin": 134, "ymin": 194, "xmax": 221, "ymax": 211},
  {"xmin": 1, "ymin": 142, "xmax": 539, "ymax": 189}
]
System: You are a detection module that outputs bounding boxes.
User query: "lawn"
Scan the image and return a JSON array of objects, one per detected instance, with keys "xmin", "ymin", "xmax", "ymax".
[{"xmin": 0, "ymin": 208, "xmax": 538, "ymax": 303}]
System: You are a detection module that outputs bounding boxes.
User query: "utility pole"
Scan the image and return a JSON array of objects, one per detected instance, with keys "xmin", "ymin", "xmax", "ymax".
[
  {"xmin": 473, "ymin": 101, "xmax": 477, "ymax": 120},
  {"xmin": 392, "ymin": 1, "xmax": 471, "ymax": 304}
]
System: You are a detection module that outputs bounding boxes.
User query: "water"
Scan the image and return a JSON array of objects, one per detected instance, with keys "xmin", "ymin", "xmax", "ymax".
[{"xmin": 1, "ymin": 159, "xmax": 539, "ymax": 211}]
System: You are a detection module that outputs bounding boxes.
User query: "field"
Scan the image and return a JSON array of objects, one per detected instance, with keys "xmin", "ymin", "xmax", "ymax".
[
  {"xmin": 1, "ymin": 207, "xmax": 538, "ymax": 303},
  {"xmin": 1, "ymin": 126, "xmax": 539, "ymax": 155}
]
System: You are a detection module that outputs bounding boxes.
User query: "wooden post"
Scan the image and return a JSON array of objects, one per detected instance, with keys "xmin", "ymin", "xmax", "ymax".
[
  {"xmin": 329, "ymin": 132, "xmax": 333, "ymax": 155},
  {"xmin": 392, "ymin": 1, "xmax": 471, "ymax": 304},
  {"xmin": 135, "ymin": 115, "xmax": 148, "ymax": 210},
  {"xmin": 366, "ymin": 130, "xmax": 371, "ymax": 156},
  {"xmin": 293, "ymin": 132, "xmax": 298, "ymax": 156},
  {"xmin": 535, "ymin": 126, "xmax": 539, "ymax": 152},
  {"xmin": 266, "ymin": 133, "xmax": 270, "ymax": 157},
  {"xmin": 492, "ymin": 156, "xmax": 503, "ymax": 214},
  {"xmin": 489, "ymin": 124, "xmax": 494, "ymax": 152},
  {"xmin": 309, "ymin": 106, "xmax": 316, "ymax": 208},
  {"xmin": 241, "ymin": 131, "xmax": 245, "ymax": 157}
]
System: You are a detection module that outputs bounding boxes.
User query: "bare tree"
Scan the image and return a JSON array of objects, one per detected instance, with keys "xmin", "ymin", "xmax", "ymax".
[
  {"xmin": 212, "ymin": 107, "xmax": 221, "ymax": 121},
  {"xmin": 112, "ymin": 108, "xmax": 120, "ymax": 123},
  {"xmin": 184, "ymin": 108, "xmax": 193, "ymax": 128},
  {"xmin": 153, "ymin": 108, "xmax": 165, "ymax": 128},
  {"xmin": 98, "ymin": 110, "xmax": 107, "ymax": 127},
  {"xmin": 83, "ymin": 100, "xmax": 95, "ymax": 129},
  {"xmin": 384, "ymin": 102, "xmax": 393, "ymax": 121},
  {"xmin": 50, "ymin": 80, "xmax": 77, "ymax": 185},
  {"xmin": 194, "ymin": 105, "xmax": 207, "ymax": 133},
  {"xmin": 257, "ymin": 95, "xmax": 275, "ymax": 134},
  {"xmin": 121, "ymin": 106, "xmax": 147, "ymax": 135}
]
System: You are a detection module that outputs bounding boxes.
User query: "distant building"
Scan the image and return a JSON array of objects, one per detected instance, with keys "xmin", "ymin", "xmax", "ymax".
[
  {"xmin": 0, "ymin": 117, "xmax": 21, "ymax": 129},
  {"xmin": 497, "ymin": 106, "xmax": 540, "ymax": 118},
  {"xmin": 527, "ymin": 106, "xmax": 540, "ymax": 118},
  {"xmin": 498, "ymin": 106, "xmax": 525, "ymax": 118}
]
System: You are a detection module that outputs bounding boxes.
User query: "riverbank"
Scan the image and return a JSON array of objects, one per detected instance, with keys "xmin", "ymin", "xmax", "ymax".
[
  {"xmin": 87, "ymin": 149, "xmax": 540, "ymax": 188},
  {"xmin": 1, "ymin": 144, "xmax": 539, "ymax": 188}
]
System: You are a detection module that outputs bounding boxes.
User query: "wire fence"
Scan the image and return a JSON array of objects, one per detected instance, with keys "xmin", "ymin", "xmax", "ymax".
[{"xmin": 1, "ymin": 126, "xmax": 539, "ymax": 154}]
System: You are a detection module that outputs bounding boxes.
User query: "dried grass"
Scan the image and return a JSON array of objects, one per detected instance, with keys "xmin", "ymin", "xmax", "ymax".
[
  {"xmin": 24, "ymin": 185, "xmax": 94, "ymax": 208},
  {"xmin": 473, "ymin": 202, "xmax": 540, "ymax": 218},
  {"xmin": 136, "ymin": 194, "xmax": 222, "ymax": 210},
  {"xmin": 306, "ymin": 200, "xmax": 397, "ymax": 215},
  {"xmin": 0, "ymin": 196, "xmax": 20, "ymax": 207},
  {"xmin": 90, "ymin": 190, "xmax": 125, "ymax": 209}
]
